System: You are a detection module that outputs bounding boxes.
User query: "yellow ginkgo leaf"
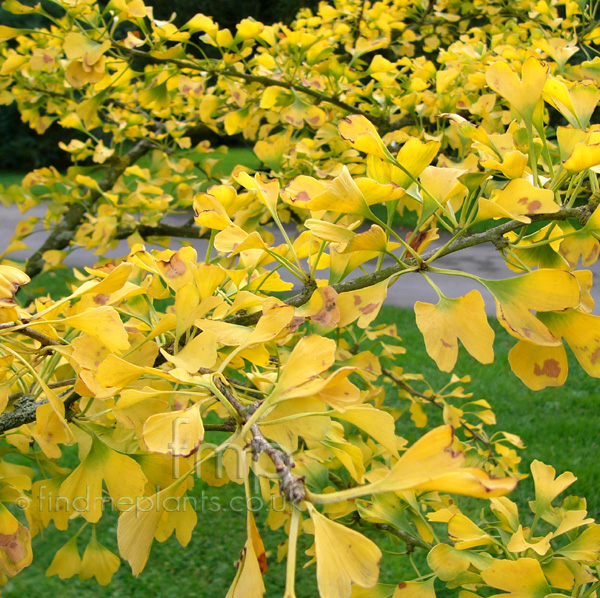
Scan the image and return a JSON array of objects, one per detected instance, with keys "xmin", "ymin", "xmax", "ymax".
[
  {"xmin": 426, "ymin": 544, "xmax": 484, "ymax": 582},
  {"xmin": 174, "ymin": 283, "xmax": 200, "ymax": 337},
  {"xmin": 481, "ymin": 558, "xmax": 550, "ymax": 598},
  {"xmin": 281, "ymin": 175, "xmax": 327, "ymax": 208},
  {"xmin": 562, "ymin": 142, "xmax": 600, "ymax": 171},
  {"xmin": 341, "ymin": 225, "xmax": 389, "ymax": 254},
  {"xmin": 78, "ymin": 528, "xmax": 120, "ymax": 585},
  {"xmin": 295, "ymin": 286, "xmax": 340, "ymax": 328},
  {"xmin": 415, "ymin": 290, "xmax": 495, "ymax": 372},
  {"xmin": 420, "ymin": 166, "xmax": 468, "ymax": 205},
  {"xmin": 143, "ymin": 403, "xmax": 204, "ymax": 456},
  {"xmin": 322, "ymin": 424, "xmax": 366, "ymax": 483},
  {"xmin": 79, "ymin": 262, "xmax": 134, "ymax": 297},
  {"xmin": 195, "ymin": 319, "xmax": 253, "ymax": 346},
  {"xmin": 261, "ymin": 398, "xmax": 329, "ymax": 452},
  {"xmin": 302, "ymin": 167, "xmax": 374, "ymax": 218},
  {"xmin": 557, "ymin": 525, "xmax": 600, "ymax": 562},
  {"xmin": 246, "ymin": 302, "xmax": 296, "ymax": 345},
  {"xmin": 254, "ymin": 129, "xmax": 292, "ymax": 172},
  {"xmin": 558, "ymin": 204, "xmax": 600, "ymax": 267},
  {"xmin": 46, "ymin": 536, "xmax": 82, "ymax": 580},
  {"xmin": 393, "ymin": 578, "xmax": 436, "ymax": 598},
  {"xmin": 308, "ymin": 502, "xmax": 381, "ymax": 598},
  {"xmin": 0, "ymin": 520, "xmax": 32, "ymax": 580},
  {"xmin": 529, "ymin": 460, "xmax": 576, "ymax": 515},
  {"xmin": 226, "ymin": 511, "xmax": 267, "ymax": 598},
  {"xmin": 0, "ymin": 265, "xmax": 29, "ymax": 306},
  {"xmin": 270, "ymin": 335, "xmax": 336, "ymax": 401},
  {"xmin": 63, "ymin": 306, "xmax": 130, "ymax": 353},
  {"xmin": 447, "ymin": 513, "xmax": 493, "ymax": 549},
  {"xmin": 160, "ymin": 330, "xmax": 218, "ymax": 373},
  {"xmin": 538, "ymin": 309, "xmax": 600, "ymax": 376},
  {"xmin": 544, "ymin": 78, "xmax": 600, "ymax": 129},
  {"xmin": 59, "ymin": 437, "xmax": 147, "ymax": 522},
  {"xmin": 354, "ymin": 177, "xmax": 406, "ymax": 205},
  {"xmin": 333, "ymin": 404, "xmax": 399, "ymax": 456},
  {"xmin": 305, "ymin": 218, "xmax": 357, "ymax": 244},
  {"xmin": 193, "ymin": 192, "xmax": 233, "ymax": 229},
  {"xmin": 480, "ymin": 150, "xmax": 529, "ymax": 180},
  {"xmin": 368, "ymin": 426, "xmax": 516, "ymax": 498},
  {"xmin": 504, "ymin": 224, "xmax": 570, "ymax": 272},
  {"xmin": 506, "ymin": 526, "xmax": 553, "ymax": 556},
  {"xmin": 338, "ymin": 114, "xmax": 393, "ymax": 161},
  {"xmin": 95, "ymin": 354, "xmax": 145, "ymax": 389},
  {"xmin": 117, "ymin": 481, "xmax": 187, "ymax": 576},
  {"xmin": 477, "ymin": 178, "xmax": 558, "ymax": 224},
  {"xmin": 483, "ymin": 269, "xmax": 580, "ymax": 345},
  {"xmin": 235, "ymin": 171, "xmax": 279, "ymax": 216},
  {"xmin": 508, "ymin": 341, "xmax": 568, "ymax": 390},
  {"xmin": 486, "ymin": 57, "xmax": 549, "ymax": 123},
  {"xmin": 337, "ymin": 278, "xmax": 389, "ymax": 328}
]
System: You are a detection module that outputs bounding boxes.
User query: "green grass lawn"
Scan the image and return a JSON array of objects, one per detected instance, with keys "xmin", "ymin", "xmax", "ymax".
[{"xmin": 4, "ymin": 305, "xmax": 599, "ymax": 598}]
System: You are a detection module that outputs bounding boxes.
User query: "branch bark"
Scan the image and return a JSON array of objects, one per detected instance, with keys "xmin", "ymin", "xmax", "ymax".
[
  {"xmin": 214, "ymin": 379, "xmax": 305, "ymax": 503},
  {"xmin": 227, "ymin": 203, "xmax": 593, "ymax": 326}
]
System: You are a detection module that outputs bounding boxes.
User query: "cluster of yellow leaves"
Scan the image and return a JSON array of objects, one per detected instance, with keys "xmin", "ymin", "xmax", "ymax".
[{"xmin": 0, "ymin": 0, "xmax": 600, "ymax": 596}]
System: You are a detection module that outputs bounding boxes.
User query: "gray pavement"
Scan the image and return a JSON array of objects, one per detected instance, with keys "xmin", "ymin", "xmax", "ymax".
[{"xmin": 2, "ymin": 204, "xmax": 599, "ymax": 315}]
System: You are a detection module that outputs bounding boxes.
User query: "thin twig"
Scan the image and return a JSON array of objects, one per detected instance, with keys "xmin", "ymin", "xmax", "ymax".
[
  {"xmin": 383, "ymin": 367, "xmax": 492, "ymax": 451},
  {"xmin": 214, "ymin": 379, "xmax": 305, "ymax": 503}
]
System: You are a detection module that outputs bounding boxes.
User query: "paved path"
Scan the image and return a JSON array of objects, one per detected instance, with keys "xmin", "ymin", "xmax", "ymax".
[{"xmin": 2, "ymin": 205, "xmax": 599, "ymax": 315}]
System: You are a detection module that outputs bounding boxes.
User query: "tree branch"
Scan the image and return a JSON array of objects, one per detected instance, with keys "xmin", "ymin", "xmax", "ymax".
[
  {"xmin": 0, "ymin": 386, "xmax": 78, "ymax": 433},
  {"xmin": 382, "ymin": 367, "xmax": 492, "ymax": 451},
  {"xmin": 110, "ymin": 42, "xmax": 408, "ymax": 129},
  {"xmin": 24, "ymin": 137, "xmax": 156, "ymax": 280},
  {"xmin": 0, "ymin": 322, "xmax": 64, "ymax": 347},
  {"xmin": 114, "ymin": 222, "xmax": 208, "ymax": 241},
  {"xmin": 228, "ymin": 203, "xmax": 592, "ymax": 326},
  {"xmin": 214, "ymin": 379, "xmax": 305, "ymax": 504}
]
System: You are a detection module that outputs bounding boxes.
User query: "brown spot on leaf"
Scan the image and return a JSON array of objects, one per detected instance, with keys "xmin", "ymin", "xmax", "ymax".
[
  {"xmin": 360, "ymin": 303, "xmax": 378, "ymax": 315},
  {"xmin": 533, "ymin": 359, "xmax": 561, "ymax": 378},
  {"xmin": 409, "ymin": 231, "xmax": 428, "ymax": 252},
  {"xmin": 526, "ymin": 200, "xmax": 542, "ymax": 214},
  {"xmin": 287, "ymin": 316, "xmax": 306, "ymax": 333},
  {"xmin": 440, "ymin": 338, "xmax": 453, "ymax": 348},
  {"xmin": 257, "ymin": 551, "xmax": 268, "ymax": 575},
  {"xmin": 586, "ymin": 244, "xmax": 599, "ymax": 263},
  {"xmin": 353, "ymin": 296, "xmax": 363, "ymax": 306},
  {"xmin": 397, "ymin": 582, "xmax": 407, "ymax": 589},
  {"xmin": 160, "ymin": 255, "xmax": 186, "ymax": 278},
  {"xmin": 93, "ymin": 293, "xmax": 109, "ymax": 305},
  {"xmin": 591, "ymin": 347, "xmax": 600, "ymax": 365},
  {"xmin": 0, "ymin": 531, "xmax": 27, "ymax": 563},
  {"xmin": 295, "ymin": 191, "xmax": 311, "ymax": 203}
]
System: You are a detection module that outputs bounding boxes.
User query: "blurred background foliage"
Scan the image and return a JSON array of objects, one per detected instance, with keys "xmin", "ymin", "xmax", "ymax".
[{"xmin": 0, "ymin": 0, "xmax": 323, "ymax": 170}]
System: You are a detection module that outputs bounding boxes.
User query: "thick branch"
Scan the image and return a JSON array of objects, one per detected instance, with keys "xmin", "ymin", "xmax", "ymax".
[
  {"xmin": 0, "ymin": 399, "xmax": 43, "ymax": 434},
  {"xmin": 0, "ymin": 385, "xmax": 78, "ymax": 433},
  {"xmin": 228, "ymin": 204, "xmax": 592, "ymax": 326},
  {"xmin": 115, "ymin": 222, "xmax": 207, "ymax": 241}
]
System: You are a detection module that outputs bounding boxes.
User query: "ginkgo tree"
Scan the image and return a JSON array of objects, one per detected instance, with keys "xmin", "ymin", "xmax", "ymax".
[{"xmin": 1, "ymin": 0, "xmax": 600, "ymax": 596}]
